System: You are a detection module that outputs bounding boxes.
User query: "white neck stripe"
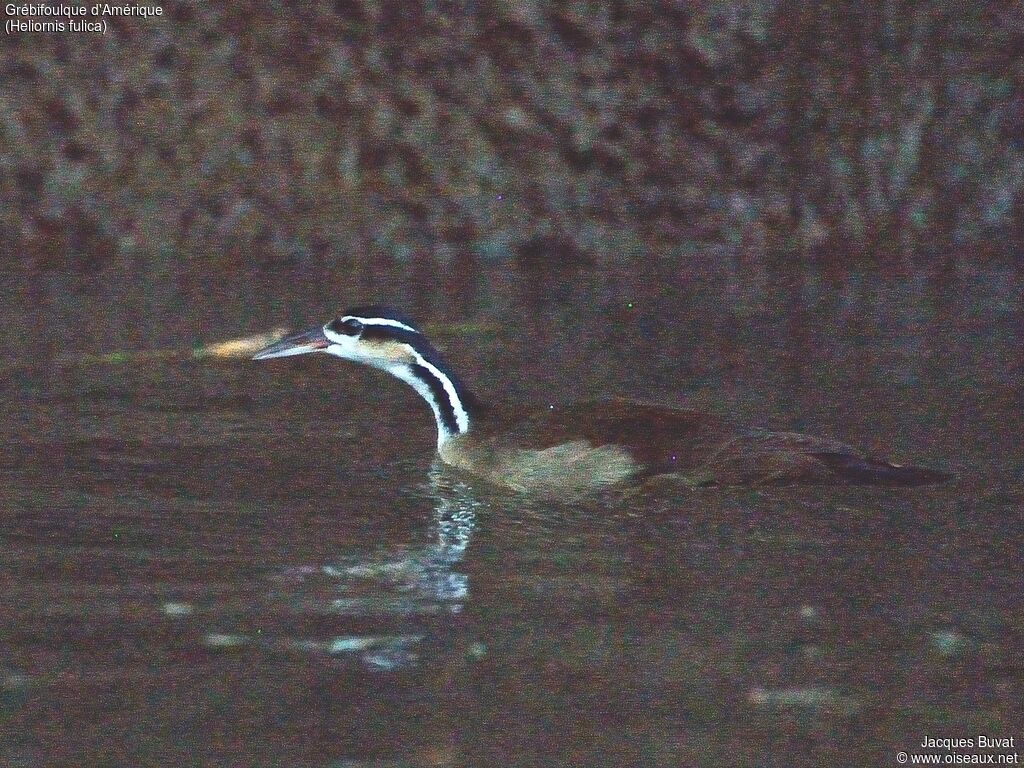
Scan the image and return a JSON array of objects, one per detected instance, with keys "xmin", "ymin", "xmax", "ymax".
[
  {"xmin": 343, "ymin": 316, "xmax": 420, "ymax": 334},
  {"xmin": 410, "ymin": 351, "xmax": 470, "ymax": 436}
]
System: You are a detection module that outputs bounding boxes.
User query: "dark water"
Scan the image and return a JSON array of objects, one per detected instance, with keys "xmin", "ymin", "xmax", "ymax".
[{"xmin": 0, "ymin": 265, "xmax": 1021, "ymax": 766}]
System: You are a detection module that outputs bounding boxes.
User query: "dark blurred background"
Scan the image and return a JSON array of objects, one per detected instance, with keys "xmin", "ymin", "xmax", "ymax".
[{"xmin": 3, "ymin": 0, "xmax": 1022, "ymax": 287}]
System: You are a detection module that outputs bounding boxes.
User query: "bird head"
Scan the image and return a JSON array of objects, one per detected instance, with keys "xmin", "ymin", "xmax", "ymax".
[{"xmin": 252, "ymin": 306, "xmax": 423, "ymax": 371}]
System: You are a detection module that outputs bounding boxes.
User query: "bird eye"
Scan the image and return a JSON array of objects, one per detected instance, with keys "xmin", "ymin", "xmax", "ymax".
[{"xmin": 328, "ymin": 317, "xmax": 363, "ymax": 336}]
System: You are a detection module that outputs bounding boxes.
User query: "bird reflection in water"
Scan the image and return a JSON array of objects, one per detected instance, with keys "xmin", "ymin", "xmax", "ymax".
[
  {"xmin": 332, "ymin": 464, "xmax": 479, "ymax": 612},
  {"xmin": 263, "ymin": 464, "xmax": 481, "ymax": 671}
]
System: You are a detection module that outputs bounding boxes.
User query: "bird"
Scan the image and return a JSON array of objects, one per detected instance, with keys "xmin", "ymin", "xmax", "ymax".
[{"xmin": 252, "ymin": 306, "xmax": 950, "ymax": 496}]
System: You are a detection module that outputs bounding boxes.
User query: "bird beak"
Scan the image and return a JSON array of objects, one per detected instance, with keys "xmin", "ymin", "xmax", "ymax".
[{"xmin": 252, "ymin": 327, "xmax": 330, "ymax": 360}]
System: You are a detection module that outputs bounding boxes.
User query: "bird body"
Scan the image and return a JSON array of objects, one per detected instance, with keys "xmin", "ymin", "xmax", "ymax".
[
  {"xmin": 253, "ymin": 306, "xmax": 950, "ymax": 495},
  {"xmin": 436, "ymin": 399, "xmax": 713, "ymax": 494}
]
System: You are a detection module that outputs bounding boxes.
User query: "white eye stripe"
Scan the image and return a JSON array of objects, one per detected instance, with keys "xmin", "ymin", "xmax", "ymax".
[{"xmin": 342, "ymin": 316, "xmax": 419, "ymax": 334}]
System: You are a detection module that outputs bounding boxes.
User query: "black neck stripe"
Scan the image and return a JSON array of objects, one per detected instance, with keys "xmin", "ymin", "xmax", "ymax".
[
  {"xmin": 410, "ymin": 363, "xmax": 460, "ymax": 435},
  {"xmin": 364, "ymin": 325, "xmax": 479, "ymax": 421}
]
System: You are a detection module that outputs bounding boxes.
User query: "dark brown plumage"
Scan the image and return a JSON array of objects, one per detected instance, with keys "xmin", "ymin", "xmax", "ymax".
[{"xmin": 453, "ymin": 398, "xmax": 950, "ymax": 491}]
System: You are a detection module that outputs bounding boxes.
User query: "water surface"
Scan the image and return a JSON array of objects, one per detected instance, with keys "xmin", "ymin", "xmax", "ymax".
[{"xmin": 0, "ymin": 266, "xmax": 1021, "ymax": 766}]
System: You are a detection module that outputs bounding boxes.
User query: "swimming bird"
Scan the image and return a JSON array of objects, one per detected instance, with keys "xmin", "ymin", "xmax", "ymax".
[{"xmin": 252, "ymin": 306, "xmax": 950, "ymax": 495}]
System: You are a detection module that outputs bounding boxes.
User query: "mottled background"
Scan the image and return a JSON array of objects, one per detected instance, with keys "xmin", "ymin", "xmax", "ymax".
[
  {"xmin": 3, "ymin": 1, "xmax": 1022, "ymax": 285},
  {"xmin": 0, "ymin": 2, "xmax": 1022, "ymax": 767}
]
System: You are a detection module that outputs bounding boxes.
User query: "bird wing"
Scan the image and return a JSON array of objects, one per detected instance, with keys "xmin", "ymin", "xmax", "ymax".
[{"xmin": 493, "ymin": 398, "xmax": 726, "ymax": 473}]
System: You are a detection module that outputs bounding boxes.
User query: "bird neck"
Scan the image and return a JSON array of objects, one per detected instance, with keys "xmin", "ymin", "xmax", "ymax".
[{"xmin": 385, "ymin": 350, "xmax": 478, "ymax": 450}]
